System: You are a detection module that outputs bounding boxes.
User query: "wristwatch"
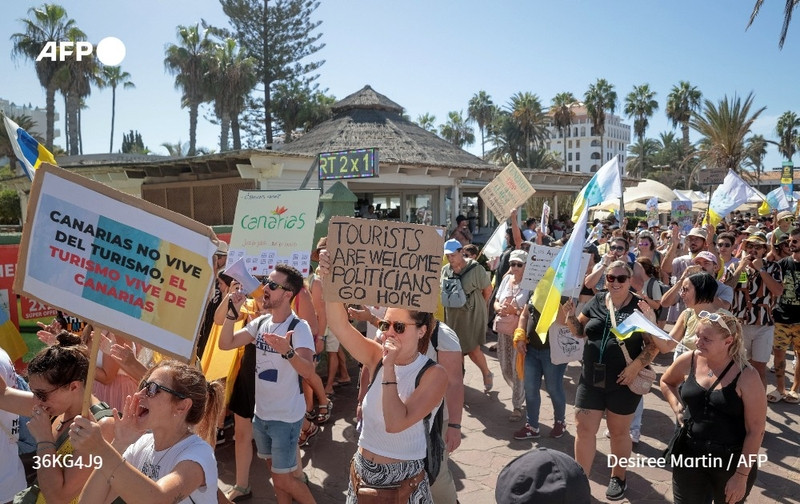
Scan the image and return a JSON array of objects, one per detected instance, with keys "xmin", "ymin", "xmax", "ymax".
[{"xmin": 282, "ymin": 348, "xmax": 295, "ymax": 360}]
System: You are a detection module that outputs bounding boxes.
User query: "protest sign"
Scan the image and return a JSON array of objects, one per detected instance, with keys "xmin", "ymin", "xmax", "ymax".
[
  {"xmin": 14, "ymin": 164, "xmax": 218, "ymax": 361},
  {"xmin": 521, "ymin": 244, "xmax": 590, "ymax": 295},
  {"xmin": 540, "ymin": 202, "xmax": 550, "ymax": 235},
  {"xmin": 478, "ymin": 162, "xmax": 536, "ymax": 220},
  {"xmin": 671, "ymin": 200, "xmax": 693, "ymax": 234},
  {"xmin": 323, "ymin": 217, "xmax": 444, "ymax": 311},
  {"xmin": 227, "ymin": 190, "xmax": 319, "ymax": 277},
  {"xmin": 549, "ymin": 322, "xmax": 584, "ymax": 364},
  {"xmin": 646, "ymin": 197, "xmax": 659, "ymax": 227}
]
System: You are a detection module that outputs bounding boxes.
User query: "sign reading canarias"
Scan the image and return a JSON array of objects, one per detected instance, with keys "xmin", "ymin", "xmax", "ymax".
[
  {"xmin": 14, "ymin": 164, "xmax": 218, "ymax": 361},
  {"xmin": 227, "ymin": 190, "xmax": 320, "ymax": 276}
]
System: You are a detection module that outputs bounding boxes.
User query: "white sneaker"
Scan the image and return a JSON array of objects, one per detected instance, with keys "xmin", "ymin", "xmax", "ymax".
[{"xmin": 630, "ymin": 429, "xmax": 640, "ymax": 443}]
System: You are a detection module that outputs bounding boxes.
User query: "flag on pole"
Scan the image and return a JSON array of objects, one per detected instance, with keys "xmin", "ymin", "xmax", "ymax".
[
  {"xmin": 540, "ymin": 202, "xmax": 550, "ymax": 235},
  {"xmin": 758, "ymin": 187, "xmax": 790, "ymax": 216},
  {"xmin": 533, "ymin": 159, "xmax": 622, "ymax": 342},
  {"xmin": 480, "ymin": 221, "xmax": 508, "ymax": 261},
  {"xmin": 572, "ymin": 158, "xmax": 622, "ymax": 222},
  {"xmin": 3, "ymin": 115, "xmax": 56, "ymax": 180},
  {"xmin": 704, "ymin": 170, "xmax": 757, "ymax": 226}
]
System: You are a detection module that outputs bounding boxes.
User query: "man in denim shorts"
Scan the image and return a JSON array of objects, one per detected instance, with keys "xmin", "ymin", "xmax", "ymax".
[{"xmin": 220, "ymin": 264, "xmax": 317, "ymax": 504}]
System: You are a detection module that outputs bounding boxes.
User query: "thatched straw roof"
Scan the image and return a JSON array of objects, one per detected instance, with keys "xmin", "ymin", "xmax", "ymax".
[{"xmin": 280, "ymin": 85, "xmax": 494, "ymax": 170}]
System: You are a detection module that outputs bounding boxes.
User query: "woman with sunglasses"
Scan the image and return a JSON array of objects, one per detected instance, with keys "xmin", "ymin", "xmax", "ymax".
[
  {"xmin": 660, "ymin": 310, "xmax": 766, "ymax": 504},
  {"xmin": 0, "ymin": 332, "xmax": 116, "ymax": 504},
  {"xmin": 563, "ymin": 260, "xmax": 670, "ymax": 501},
  {"xmin": 318, "ymin": 249, "xmax": 447, "ymax": 503},
  {"xmin": 71, "ymin": 360, "xmax": 223, "ymax": 504},
  {"xmin": 492, "ymin": 249, "xmax": 531, "ymax": 422},
  {"xmin": 635, "ymin": 233, "xmax": 661, "ymax": 272}
]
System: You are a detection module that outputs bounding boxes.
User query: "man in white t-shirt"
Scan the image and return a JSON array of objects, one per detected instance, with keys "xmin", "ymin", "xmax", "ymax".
[
  {"xmin": 219, "ymin": 264, "xmax": 317, "ymax": 504},
  {"xmin": 0, "ymin": 347, "xmax": 26, "ymax": 502}
]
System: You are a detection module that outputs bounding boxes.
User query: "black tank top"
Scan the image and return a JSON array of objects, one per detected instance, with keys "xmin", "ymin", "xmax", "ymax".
[{"xmin": 679, "ymin": 352, "xmax": 745, "ymax": 446}]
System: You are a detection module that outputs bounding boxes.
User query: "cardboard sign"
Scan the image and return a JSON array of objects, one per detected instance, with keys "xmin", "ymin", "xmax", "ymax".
[
  {"xmin": 549, "ymin": 322, "xmax": 584, "ymax": 364},
  {"xmin": 521, "ymin": 244, "xmax": 591, "ymax": 296},
  {"xmin": 479, "ymin": 162, "xmax": 536, "ymax": 220},
  {"xmin": 14, "ymin": 164, "xmax": 217, "ymax": 361},
  {"xmin": 227, "ymin": 190, "xmax": 320, "ymax": 277},
  {"xmin": 323, "ymin": 217, "xmax": 444, "ymax": 311},
  {"xmin": 671, "ymin": 200, "xmax": 693, "ymax": 234}
]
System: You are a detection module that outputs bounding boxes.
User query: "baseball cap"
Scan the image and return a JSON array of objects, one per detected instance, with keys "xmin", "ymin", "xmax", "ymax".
[
  {"xmin": 444, "ymin": 239, "xmax": 462, "ymax": 255},
  {"xmin": 692, "ymin": 251, "xmax": 718, "ymax": 265},
  {"xmin": 510, "ymin": 250, "xmax": 528, "ymax": 264},
  {"xmin": 775, "ymin": 234, "xmax": 789, "ymax": 245},
  {"xmin": 743, "ymin": 225, "xmax": 759, "ymax": 235},
  {"xmin": 215, "ymin": 241, "xmax": 229, "ymax": 256},
  {"xmin": 686, "ymin": 228, "xmax": 707, "ymax": 240},
  {"xmin": 744, "ymin": 233, "xmax": 768, "ymax": 245},
  {"xmin": 495, "ymin": 448, "xmax": 591, "ymax": 504}
]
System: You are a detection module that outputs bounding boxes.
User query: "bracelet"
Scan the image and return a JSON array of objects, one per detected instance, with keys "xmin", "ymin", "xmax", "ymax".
[
  {"xmin": 735, "ymin": 469, "xmax": 750, "ymax": 476},
  {"xmin": 106, "ymin": 458, "xmax": 126, "ymax": 485},
  {"xmin": 381, "ymin": 381, "xmax": 397, "ymax": 386},
  {"xmin": 36, "ymin": 441, "xmax": 56, "ymax": 450},
  {"xmin": 447, "ymin": 423, "xmax": 461, "ymax": 429}
]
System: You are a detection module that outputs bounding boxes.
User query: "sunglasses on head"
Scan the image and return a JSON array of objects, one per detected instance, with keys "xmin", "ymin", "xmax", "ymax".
[
  {"xmin": 605, "ymin": 274, "xmax": 629, "ymax": 283},
  {"xmin": 32, "ymin": 383, "xmax": 68, "ymax": 402},
  {"xmin": 509, "ymin": 262, "xmax": 524, "ymax": 268},
  {"xmin": 262, "ymin": 279, "xmax": 290, "ymax": 292},
  {"xmin": 697, "ymin": 310, "xmax": 733, "ymax": 335},
  {"xmin": 377, "ymin": 320, "xmax": 421, "ymax": 334},
  {"xmin": 139, "ymin": 380, "xmax": 187, "ymax": 399}
]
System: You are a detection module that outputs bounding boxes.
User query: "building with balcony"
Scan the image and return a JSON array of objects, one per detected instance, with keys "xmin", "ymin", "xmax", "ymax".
[{"xmin": 546, "ymin": 103, "xmax": 631, "ymax": 175}]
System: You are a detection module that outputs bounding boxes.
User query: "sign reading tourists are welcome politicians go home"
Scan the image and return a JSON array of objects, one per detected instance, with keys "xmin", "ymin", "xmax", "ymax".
[{"xmin": 14, "ymin": 163, "xmax": 219, "ymax": 361}]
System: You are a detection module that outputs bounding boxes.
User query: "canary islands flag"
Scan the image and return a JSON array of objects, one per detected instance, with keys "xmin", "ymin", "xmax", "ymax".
[
  {"xmin": 704, "ymin": 170, "xmax": 756, "ymax": 226},
  {"xmin": 758, "ymin": 187, "xmax": 790, "ymax": 216},
  {"xmin": 533, "ymin": 159, "xmax": 622, "ymax": 342},
  {"xmin": 3, "ymin": 115, "xmax": 56, "ymax": 180}
]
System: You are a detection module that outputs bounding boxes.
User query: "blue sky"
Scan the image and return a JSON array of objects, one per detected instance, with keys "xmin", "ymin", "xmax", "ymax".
[{"xmin": 1, "ymin": 1, "xmax": 798, "ymax": 171}]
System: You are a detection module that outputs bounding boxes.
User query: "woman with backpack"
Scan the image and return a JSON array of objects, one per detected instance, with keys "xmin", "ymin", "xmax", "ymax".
[{"xmin": 318, "ymin": 249, "xmax": 447, "ymax": 504}]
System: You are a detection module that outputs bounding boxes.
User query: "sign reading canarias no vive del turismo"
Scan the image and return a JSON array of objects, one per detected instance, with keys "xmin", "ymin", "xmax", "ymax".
[
  {"xmin": 15, "ymin": 164, "xmax": 218, "ymax": 361},
  {"xmin": 227, "ymin": 190, "xmax": 320, "ymax": 277}
]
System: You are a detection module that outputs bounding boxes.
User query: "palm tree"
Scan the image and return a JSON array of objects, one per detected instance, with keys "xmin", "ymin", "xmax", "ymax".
[
  {"xmin": 625, "ymin": 138, "xmax": 660, "ymax": 178},
  {"xmin": 624, "ymin": 84, "xmax": 658, "ymax": 176},
  {"xmin": 161, "ymin": 140, "xmax": 189, "ymax": 157},
  {"xmin": 271, "ymin": 80, "xmax": 309, "ymax": 143},
  {"xmin": 508, "ymin": 92, "xmax": 549, "ymax": 167},
  {"xmin": 100, "ymin": 66, "xmax": 135, "ymax": 153},
  {"xmin": 415, "ymin": 113, "xmax": 437, "ymax": 133},
  {"xmin": 748, "ymin": 0, "xmax": 799, "ymax": 48},
  {"xmin": 666, "ymin": 81, "xmax": 702, "ymax": 157},
  {"xmin": 11, "ymin": 4, "xmax": 84, "ymax": 150},
  {"xmin": 52, "ymin": 35, "xmax": 100, "ymax": 155},
  {"xmin": 551, "ymin": 92, "xmax": 577, "ymax": 171},
  {"xmin": 525, "ymin": 147, "xmax": 563, "ymax": 171},
  {"xmin": 689, "ymin": 93, "xmax": 766, "ymax": 182},
  {"xmin": 164, "ymin": 24, "xmax": 214, "ymax": 156},
  {"xmin": 584, "ymin": 78, "xmax": 617, "ymax": 164},
  {"xmin": 467, "ymin": 91, "xmax": 494, "ymax": 158},
  {"xmin": 206, "ymin": 37, "xmax": 257, "ymax": 151},
  {"xmin": 439, "ymin": 111, "xmax": 475, "ymax": 149},
  {"xmin": 776, "ymin": 110, "xmax": 800, "ymax": 161},
  {"xmin": 745, "ymin": 134, "xmax": 769, "ymax": 184}
]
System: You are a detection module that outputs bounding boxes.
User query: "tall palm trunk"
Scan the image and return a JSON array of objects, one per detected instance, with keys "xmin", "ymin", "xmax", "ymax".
[
  {"xmin": 62, "ymin": 93, "xmax": 70, "ymax": 152},
  {"xmin": 46, "ymin": 85, "xmax": 57, "ymax": 151},
  {"xmin": 263, "ymin": 0, "xmax": 272, "ymax": 147},
  {"xmin": 232, "ymin": 116, "xmax": 241, "ymax": 150},
  {"xmin": 188, "ymin": 102, "xmax": 198, "ymax": 156},
  {"xmin": 562, "ymin": 127, "xmax": 567, "ymax": 171},
  {"xmin": 109, "ymin": 85, "xmax": 117, "ymax": 153},
  {"xmin": 67, "ymin": 92, "xmax": 80, "ymax": 155},
  {"xmin": 220, "ymin": 111, "xmax": 231, "ymax": 152},
  {"xmin": 78, "ymin": 107, "xmax": 83, "ymax": 155}
]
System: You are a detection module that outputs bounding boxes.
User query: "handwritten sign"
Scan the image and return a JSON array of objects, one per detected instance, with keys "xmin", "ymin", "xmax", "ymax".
[
  {"xmin": 521, "ymin": 244, "xmax": 590, "ymax": 296},
  {"xmin": 14, "ymin": 164, "xmax": 217, "ymax": 361},
  {"xmin": 323, "ymin": 217, "xmax": 444, "ymax": 311},
  {"xmin": 318, "ymin": 148, "xmax": 379, "ymax": 180},
  {"xmin": 671, "ymin": 200, "xmax": 693, "ymax": 234},
  {"xmin": 549, "ymin": 322, "xmax": 584, "ymax": 364},
  {"xmin": 227, "ymin": 190, "xmax": 319, "ymax": 277},
  {"xmin": 478, "ymin": 162, "xmax": 536, "ymax": 220}
]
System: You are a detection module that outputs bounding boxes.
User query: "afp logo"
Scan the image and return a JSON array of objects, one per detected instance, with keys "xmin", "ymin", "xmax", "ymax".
[{"xmin": 36, "ymin": 36, "xmax": 126, "ymax": 66}]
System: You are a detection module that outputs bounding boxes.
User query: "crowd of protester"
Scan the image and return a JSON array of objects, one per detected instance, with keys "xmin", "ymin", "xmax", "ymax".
[{"xmin": 0, "ymin": 206, "xmax": 795, "ymax": 504}]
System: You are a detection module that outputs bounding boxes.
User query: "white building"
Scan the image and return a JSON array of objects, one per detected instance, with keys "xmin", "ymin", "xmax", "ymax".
[
  {"xmin": 0, "ymin": 98, "xmax": 59, "ymax": 141},
  {"xmin": 546, "ymin": 103, "xmax": 631, "ymax": 175}
]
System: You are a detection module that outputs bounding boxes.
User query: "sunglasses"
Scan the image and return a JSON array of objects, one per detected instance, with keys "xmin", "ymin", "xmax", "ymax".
[
  {"xmin": 377, "ymin": 320, "xmax": 421, "ymax": 334},
  {"xmin": 139, "ymin": 380, "xmax": 187, "ymax": 399},
  {"xmin": 605, "ymin": 274, "xmax": 629, "ymax": 283},
  {"xmin": 262, "ymin": 279, "xmax": 290, "ymax": 292},
  {"xmin": 32, "ymin": 383, "xmax": 68, "ymax": 402},
  {"xmin": 790, "ymin": 239, "xmax": 800, "ymax": 244},
  {"xmin": 609, "ymin": 246, "xmax": 626, "ymax": 252},
  {"xmin": 697, "ymin": 310, "xmax": 733, "ymax": 335},
  {"xmin": 509, "ymin": 262, "xmax": 525, "ymax": 268},
  {"xmin": 717, "ymin": 242, "xmax": 732, "ymax": 248},
  {"xmin": 638, "ymin": 242, "xmax": 650, "ymax": 247}
]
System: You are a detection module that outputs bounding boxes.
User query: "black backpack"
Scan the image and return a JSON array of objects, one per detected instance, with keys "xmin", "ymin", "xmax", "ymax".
[{"xmin": 369, "ymin": 357, "xmax": 445, "ymax": 484}]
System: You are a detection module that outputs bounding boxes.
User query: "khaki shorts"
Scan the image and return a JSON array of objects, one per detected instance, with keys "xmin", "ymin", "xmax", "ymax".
[
  {"xmin": 742, "ymin": 324, "xmax": 774, "ymax": 363},
  {"xmin": 774, "ymin": 323, "xmax": 800, "ymax": 352},
  {"xmin": 325, "ymin": 330, "xmax": 340, "ymax": 353}
]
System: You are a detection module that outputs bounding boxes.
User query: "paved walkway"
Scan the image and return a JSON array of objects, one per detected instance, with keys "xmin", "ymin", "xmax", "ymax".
[{"xmin": 214, "ymin": 337, "xmax": 800, "ymax": 503}]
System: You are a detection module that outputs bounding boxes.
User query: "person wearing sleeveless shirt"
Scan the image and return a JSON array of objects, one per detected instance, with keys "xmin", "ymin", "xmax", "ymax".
[
  {"xmin": 318, "ymin": 249, "xmax": 447, "ymax": 503},
  {"xmin": 660, "ymin": 310, "xmax": 766, "ymax": 504}
]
